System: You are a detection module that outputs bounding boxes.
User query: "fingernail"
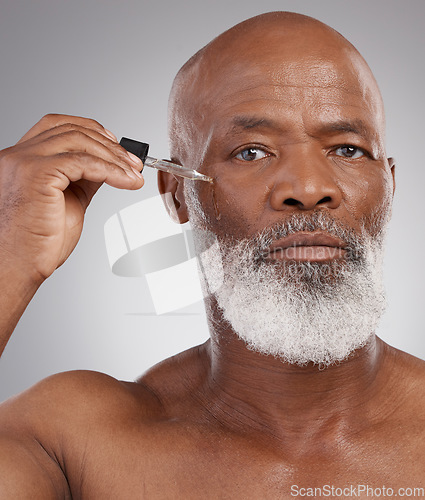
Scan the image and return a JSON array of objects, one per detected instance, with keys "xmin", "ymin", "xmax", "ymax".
[
  {"xmin": 105, "ymin": 129, "xmax": 118, "ymax": 142},
  {"xmin": 130, "ymin": 166, "xmax": 143, "ymax": 178},
  {"xmin": 127, "ymin": 151, "xmax": 143, "ymax": 166}
]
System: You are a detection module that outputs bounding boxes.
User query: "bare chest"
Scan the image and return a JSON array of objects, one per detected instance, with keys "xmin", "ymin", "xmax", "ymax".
[{"xmin": 65, "ymin": 425, "xmax": 425, "ymax": 499}]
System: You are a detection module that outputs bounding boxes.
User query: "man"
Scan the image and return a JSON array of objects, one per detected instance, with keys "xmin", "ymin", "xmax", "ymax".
[{"xmin": 0, "ymin": 10, "xmax": 424, "ymax": 498}]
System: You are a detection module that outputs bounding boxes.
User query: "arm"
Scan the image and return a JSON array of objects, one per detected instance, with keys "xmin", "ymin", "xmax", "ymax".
[
  {"xmin": 0, "ymin": 114, "xmax": 144, "ymax": 357},
  {"xmin": 0, "ymin": 373, "xmax": 80, "ymax": 499},
  {"xmin": 0, "ymin": 369, "xmax": 148, "ymax": 498},
  {"xmin": 0, "ymin": 434, "xmax": 68, "ymax": 499},
  {"xmin": 0, "ymin": 114, "xmax": 145, "ymax": 495}
]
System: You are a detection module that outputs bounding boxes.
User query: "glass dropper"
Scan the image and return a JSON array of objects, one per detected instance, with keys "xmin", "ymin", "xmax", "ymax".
[
  {"xmin": 143, "ymin": 156, "xmax": 212, "ymax": 182},
  {"xmin": 120, "ymin": 137, "xmax": 212, "ymax": 183}
]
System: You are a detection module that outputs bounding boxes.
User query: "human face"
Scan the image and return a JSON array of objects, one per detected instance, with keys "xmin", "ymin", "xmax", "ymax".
[
  {"xmin": 177, "ymin": 30, "xmax": 395, "ymax": 365},
  {"xmin": 185, "ymin": 43, "xmax": 394, "ymax": 252}
]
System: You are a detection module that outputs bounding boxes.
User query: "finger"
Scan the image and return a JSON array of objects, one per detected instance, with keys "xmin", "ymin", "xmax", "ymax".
[
  {"xmin": 17, "ymin": 114, "xmax": 116, "ymax": 145},
  {"xmin": 37, "ymin": 152, "xmax": 144, "ymax": 192},
  {"xmin": 21, "ymin": 122, "xmax": 119, "ymax": 149},
  {"xmin": 20, "ymin": 127, "xmax": 143, "ymax": 176}
]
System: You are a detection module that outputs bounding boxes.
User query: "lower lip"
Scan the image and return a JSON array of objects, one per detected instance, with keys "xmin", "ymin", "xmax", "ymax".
[{"xmin": 266, "ymin": 246, "xmax": 346, "ymax": 262}]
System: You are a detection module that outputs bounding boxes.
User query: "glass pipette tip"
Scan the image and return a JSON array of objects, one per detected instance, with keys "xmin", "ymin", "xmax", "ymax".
[{"xmin": 144, "ymin": 157, "xmax": 213, "ymax": 182}]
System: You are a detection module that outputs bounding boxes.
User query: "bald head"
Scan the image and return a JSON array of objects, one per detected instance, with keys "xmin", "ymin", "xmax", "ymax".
[{"xmin": 168, "ymin": 12, "xmax": 385, "ymax": 166}]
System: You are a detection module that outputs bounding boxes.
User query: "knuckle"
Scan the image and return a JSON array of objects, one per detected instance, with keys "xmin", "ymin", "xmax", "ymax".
[
  {"xmin": 71, "ymin": 151, "xmax": 100, "ymax": 169},
  {"xmin": 61, "ymin": 128, "xmax": 86, "ymax": 141},
  {"xmin": 40, "ymin": 113, "xmax": 59, "ymax": 125},
  {"xmin": 56, "ymin": 122, "xmax": 104, "ymax": 140},
  {"xmin": 50, "ymin": 122, "xmax": 82, "ymax": 136},
  {"xmin": 58, "ymin": 122, "xmax": 78, "ymax": 133},
  {"xmin": 38, "ymin": 115, "xmax": 106, "ymax": 136},
  {"xmin": 84, "ymin": 117, "xmax": 102, "ymax": 130},
  {"xmin": 72, "ymin": 151, "xmax": 88, "ymax": 162},
  {"xmin": 38, "ymin": 114, "xmax": 68, "ymax": 135}
]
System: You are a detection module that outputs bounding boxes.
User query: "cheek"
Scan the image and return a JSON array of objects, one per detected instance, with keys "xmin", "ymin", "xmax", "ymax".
[
  {"xmin": 200, "ymin": 163, "xmax": 268, "ymax": 237},
  {"xmin": 366, "ymin": 170, "xmax": 394, "ymax": 231},
  {"xmin": 339, "ymin": 166, "xmax": 393, "ymax": 231}
]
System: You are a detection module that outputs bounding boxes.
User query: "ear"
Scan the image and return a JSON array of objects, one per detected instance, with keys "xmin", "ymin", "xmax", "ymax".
[
  {"xmin": 388, "ymin": 157, "xmax": 396, "ymax": 196},
  {"xmin": 157, "ymin": 170, "xmax": 189, "ymax": 224}
]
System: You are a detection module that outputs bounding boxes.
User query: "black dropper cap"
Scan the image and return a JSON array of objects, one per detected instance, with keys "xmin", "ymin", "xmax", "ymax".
[{"xmin": 120, "ymin": 137, "xmax": 149, "ymax": 163}]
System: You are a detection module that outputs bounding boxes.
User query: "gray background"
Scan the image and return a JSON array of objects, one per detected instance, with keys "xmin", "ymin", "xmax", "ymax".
[{"xmin": 0, "ymin": 0, "xmax": 424, "ymax": 401}]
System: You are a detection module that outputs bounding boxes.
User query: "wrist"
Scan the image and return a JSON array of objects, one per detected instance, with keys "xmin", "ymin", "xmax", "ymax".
[
  {"xmin": 0, "ymin": 249, "xmax": 46, "ymax": 295},
  {"xmin": 0, "ymin": 254, "xmax": 44, "ymax": 357}
]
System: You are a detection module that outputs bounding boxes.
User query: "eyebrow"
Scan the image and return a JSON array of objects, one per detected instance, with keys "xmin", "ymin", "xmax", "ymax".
[
  {"xmin": 230, "ymin": 116, "xmax": 280, "ymax": 131},
  {"xmin": 230, "ymin": 116, "xmax": 374, "ymax": 140},
  {"xmin": 317, "ymin": 119, "xmax": 372, "ymax": 140}
]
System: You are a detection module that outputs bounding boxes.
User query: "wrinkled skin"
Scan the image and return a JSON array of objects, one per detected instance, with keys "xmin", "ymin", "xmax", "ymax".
[{"xmin": 0, "ymin": 12, "xmax": 424, "ymax": 499}]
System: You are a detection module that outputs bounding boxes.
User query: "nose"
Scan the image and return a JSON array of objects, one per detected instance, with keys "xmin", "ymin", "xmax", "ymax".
[{"xmin": 269, "ymin": 152, "xmax": 342, "ymax": 211}]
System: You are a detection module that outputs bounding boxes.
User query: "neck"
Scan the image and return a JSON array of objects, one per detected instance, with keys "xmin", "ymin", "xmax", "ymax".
[{"xmin": 201, "ymin": 300, "xmax": 399, "ymax": 454}]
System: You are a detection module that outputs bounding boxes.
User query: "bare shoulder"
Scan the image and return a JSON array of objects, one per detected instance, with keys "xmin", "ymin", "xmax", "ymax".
[
  {"xmin": 0, "ymin": 340, "xmax": 209, "ymax": 439},
  {"xmin": 0, "ymin": 370, "xmax": 164, "ymax": 498},
  {"xmin": 0, "ymin": 369, "xmax": 162, "ymax": 432}
]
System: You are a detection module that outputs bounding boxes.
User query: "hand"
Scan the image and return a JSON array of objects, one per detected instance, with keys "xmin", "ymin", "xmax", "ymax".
[{"xmin": 0, "ymin": 114, "xmax": 144, "ymax": 284}]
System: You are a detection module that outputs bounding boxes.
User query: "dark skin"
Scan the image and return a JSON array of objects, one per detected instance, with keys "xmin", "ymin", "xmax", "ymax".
[{"xmin": 1, "ymin": 12, "xmax": 425, "ymax": 499}]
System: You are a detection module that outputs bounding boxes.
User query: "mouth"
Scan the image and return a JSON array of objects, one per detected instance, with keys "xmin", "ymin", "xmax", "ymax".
[{"xmin": 263, "ymin": 232, "xmax": 347, "ymax": 262}]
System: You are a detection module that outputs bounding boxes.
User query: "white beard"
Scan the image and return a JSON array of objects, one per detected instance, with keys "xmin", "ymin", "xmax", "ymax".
[{"xmin": 186, "ymin": 186, "xmax": 388, "ymax": 367}]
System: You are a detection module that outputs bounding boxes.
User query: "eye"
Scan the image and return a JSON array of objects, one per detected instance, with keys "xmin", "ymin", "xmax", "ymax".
[
  {"xmin": 235, "ymin": 147, "xmax": 269, "ymax": 161},
  {"xmin": 334, "ymin": 145, "xmax": 365, "ymax": 159}
]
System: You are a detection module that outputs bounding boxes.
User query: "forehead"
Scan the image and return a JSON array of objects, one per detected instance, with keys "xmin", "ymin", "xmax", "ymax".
[{"xmin": 200, "ymin": 50, "xmax": 382, "ymax": 127}]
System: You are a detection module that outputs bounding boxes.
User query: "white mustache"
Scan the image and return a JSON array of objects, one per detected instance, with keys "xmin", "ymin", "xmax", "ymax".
[{"xmin": 225, "ymin": 210, "xmax": 369, "ymax": 264}]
